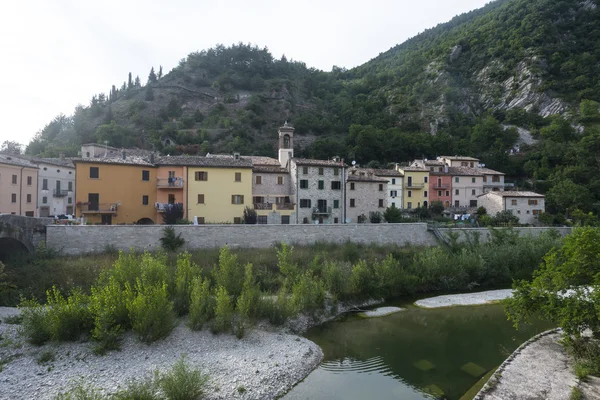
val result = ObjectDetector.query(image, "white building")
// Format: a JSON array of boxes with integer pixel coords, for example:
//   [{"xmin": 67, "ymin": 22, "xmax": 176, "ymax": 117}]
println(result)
[
  {"xmin": 448, "ymin": 167, "xmax": 484, "ymax": 208},
  {"xmin": 35, "ymin": 157, "xmax": 76, "ymax": 217},
  {"xmin": 374, "ymin": 169, "xmax": 404, "ymax": 209},
  {"xmin": 477, "ymin": 191, "xmax": 545, "ymax": 225}
]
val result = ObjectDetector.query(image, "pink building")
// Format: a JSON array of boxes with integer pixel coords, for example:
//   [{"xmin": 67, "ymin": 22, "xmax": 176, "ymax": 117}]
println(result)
[{"xmin": 429, "ymin": 172, "xmax": 453, "ymax": 208}]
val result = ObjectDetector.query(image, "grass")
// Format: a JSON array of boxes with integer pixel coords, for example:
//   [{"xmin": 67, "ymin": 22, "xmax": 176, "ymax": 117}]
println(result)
[
  {"xmin": 569, "ymin": 386, "xmax": 583, "ymax": 400},
  {"xmin": 36, "ymin": 349, "xmax": 56, "ymax": 364},
  {"xmin": 567, "ymin": 336, "xmax": 600, "ymax": 380}
]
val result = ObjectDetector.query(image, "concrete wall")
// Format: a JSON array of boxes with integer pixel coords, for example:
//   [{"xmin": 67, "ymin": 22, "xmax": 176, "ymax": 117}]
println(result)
[
  {"xmin": 436, "ymin": 227, "xmax": 571, "ymax": 243},
  {"xmin": 46, "ymin": 223, "xmax": 438, "ymax": 255}
]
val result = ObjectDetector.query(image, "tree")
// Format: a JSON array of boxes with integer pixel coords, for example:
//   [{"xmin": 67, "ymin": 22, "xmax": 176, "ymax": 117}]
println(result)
[
  {"xmin": 148, "ymin": 67, "xmax": 157, "ymax": 84},
  {"xmin": 134, "ymin": 75, "xmax": 141, "ymax": 87},
  {"xmin": 369, "ymin": 211, "xmax": 383, "ymax": 223},
  {"xmin": 0, "ymin": 140, "xmax": 23, "ymax": 154},
  {"xmin": 127, "ymin": 72, "xmax": 133, "ymax": 90},
  {"xmin": 145, "ymin": 85, "xmax": 155, "ymax": 101},
  {"xmin": 158, "ymin": 65, "xmax": 163, "ymax": 79},
  {"xmin": 162, "ymin": 203, "xmax": 184, "ymax": 225},
  {"xmin": 546, "ymin": 178, "xmax": 593, "ymax": 216},
  {"xmin": 243, "ymin": 207, "xmax": 257, "ymax": 224},
  {"xmin": 429, "ymin": 200, "xmax": 445, "ymax": 215},
  {"xmin": 383, "ymin": 206, "xmax": 403, "ymax": 223},
  {"xmin": 505, "ymin": 227, "xmax": 600, "ymax": 336}
]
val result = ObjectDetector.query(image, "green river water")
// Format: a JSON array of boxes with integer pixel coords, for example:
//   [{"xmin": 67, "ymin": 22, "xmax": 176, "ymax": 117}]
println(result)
[{"xmin": 284, "ymin": 300, "xmax": 553, "ymax": 400}]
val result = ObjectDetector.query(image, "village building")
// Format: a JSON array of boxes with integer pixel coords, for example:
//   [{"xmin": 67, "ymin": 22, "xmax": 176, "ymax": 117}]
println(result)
[
  {"xmin": 398, "ymin": 163, "xmax": 429, "ymax": 209},
  {"xmin": 477, "ymin": 191, "xmax": 545, "ymax": 224},
  {"xmin": 0, "ymin": 154, "xmax": 38, "ymax": 217},
  {"xmin": 346, "ymin": 168, "xmax": 388, "ymax": 223},
  {"xmin": 374, "ymin": 169, "xmax": 404, "ymax": 209},
  {"xmin": 447, "ymin": 167, "xmax": 484, "ymax": 208}
]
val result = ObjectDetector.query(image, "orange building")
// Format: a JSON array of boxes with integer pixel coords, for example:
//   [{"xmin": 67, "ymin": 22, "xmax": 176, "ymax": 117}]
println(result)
[
  {"xmin": 155, "ymin": 157, "xmax": 188, "ymax": 223},
  {"xmin": 74, "ymin": 156, "xmax": 157, "ymax": 225}
]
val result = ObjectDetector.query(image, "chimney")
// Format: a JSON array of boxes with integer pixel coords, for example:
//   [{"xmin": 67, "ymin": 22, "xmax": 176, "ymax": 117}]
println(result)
[
  {"xmin": 59, "ymin": 153, "xmax": 65, "ymax": 160},
  {"xmin": 233, "ymin": 152, "xmax": 240, "ymax": 161},
  {"xmin": 122, "ymin": 150, "xmax": 126, "ymax": 160},
  {"xmin": 150, "ymin": 153, "xmax": 155, "ymax": 164}
]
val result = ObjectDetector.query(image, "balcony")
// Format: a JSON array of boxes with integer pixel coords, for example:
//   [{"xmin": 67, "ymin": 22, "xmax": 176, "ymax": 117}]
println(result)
[
  {"xmin": 433, "ymin": 183, "xmax": 449, "ymax": 189},
  {"xmin": 276, "ymin": 203, "xmax": 295, "ymax": 210},
  {"xmin": 79, "ymin": 203, "xmax": 118, "ymax": 214},
  {"xmin": 483, "ymin": 182, "xmax": 513, "ymax": 188},
  {"xmin": 53, "ymin": 189, "xmax": 70, "ymax": 197},
  {"xmin": 254, "ymin": 203, "xmax": 273, "ymax": 210},
  {"xmin": 155, "ymin": 202, "xmax": 184, "ymax": 212},
  {"xmin": 157, "ymin": 177, "xmax": 184, "ymax": 189},
  {"xmin": 406, "ymin": 183, "xmax": 425, "ymax": 189},
  {"xmin": 312, "ymin": 206, "xmax": 332, "ymax": 215}
]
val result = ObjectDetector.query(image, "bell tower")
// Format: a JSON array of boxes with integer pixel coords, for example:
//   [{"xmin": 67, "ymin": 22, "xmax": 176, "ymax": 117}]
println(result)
[{"xmin": 278, "ymin": 121, "xmax": 294, "ymax": 167}]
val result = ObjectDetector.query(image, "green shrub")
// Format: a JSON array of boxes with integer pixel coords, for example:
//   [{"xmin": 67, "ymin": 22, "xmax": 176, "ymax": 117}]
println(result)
[
  {"xmin": 290, "ymin": 272, "xmax": 326, "ymax": 314},
  {"xmin": 18, "ymin": 298, "xmax": 51, "ymax": 345},
  {"xmin": 127, "ymin": 280, "xmax": 175, "ymax": 343},
  {"xmin": 155, "ymin": 355, "xmax": 208, "ymax": 400},
  {"xmin": 106, "ymin": 251, "xmax": 143, "ymax": 290},
  {"xmin": 173, "ymin": 252, "xmax": 201, "ymax": 316},
  {"xmin": 188, "ymin": 277, "xmax": 214, "ymax": 331},
  {"xmin": 236, "ymin": 264, "xmax": 260, "ymax": 319},
  {"xmin": 53, "ymin": 380, "xmax": 105, "ymax": 400},
  {"xmin": 46, "ymin": 287, "xmax": 93, "ymax": 342},
  {"xmin": 212, "ymin": 286, "xmax": 233, "ymax": 334},
  {"xmin": 349, "ymin": 260, "xmax": 377, "ymax": 298},
  {"xmin": 256, "ymin": 290, "xmax": 290, "ymax": 326},
  {"xmin": 139, "ymin": 252, "xmax": 170, "ymax": 288},
  {"xmin": 112, "ymin": 378, "xmax": 159, "ymax": 400},
  {"xmin": 160, "ymin": 226, "xmax": 185, "ymax": 252},
  {"xmin": 36, "ymin": 349, "xmax": 56, "ymax": 364},
  {"xmin": 322, "ymin": 260, "xmax": 350, "ymax": 299},
  {"xmin": 277, "ymin": 243, "xmax": 299, "ymax": 284},
  {"xmin": 212, "ymin": 247, "xmax": 244, "ymax": 299},
  {"xmin": 90, "ymin": 276, "xmax": 131, "ymax": 353}
]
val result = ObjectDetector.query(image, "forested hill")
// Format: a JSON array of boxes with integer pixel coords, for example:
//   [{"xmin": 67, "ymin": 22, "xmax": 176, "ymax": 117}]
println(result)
[{"xmin": 23, "ymin": 0, "xmax": 600, "ymax": 222}]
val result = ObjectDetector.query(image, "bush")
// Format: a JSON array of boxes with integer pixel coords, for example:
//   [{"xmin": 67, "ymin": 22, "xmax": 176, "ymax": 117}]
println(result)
[
  {"xmin": 277, "ymin": 243, "xmax": 299, "ymax": 284},
  {"xmin": 242, "ymin": 206, "xmax": 257, "ymax": 224},
  {"xmin": 188, "ymin": 277, "xmax": 214, "ymax": 331},
  {"xmin": 369, "ymin": 211, "xmax": 383, "ymax": 223},
  {"xmin": 160, "ymin": 227, "xmax": 185, "ymax": 252},
  {"xmin": 212, "ymin": 286, "xmax": 233, "ymax": 334},
  {"xmin": 127, "ymin": 280, "xmax": 175, "ymax": 343},
  {"xmin": 140, "ymin": 252, "xmax": 170, "ymax": 288},
  {"xmin": 173, "ymin": 253, "xmax": 201, "ymax": 316},
  {"xmin": 90, "ymin": 276, "xmax": 130, "ymax": 353},
  {"xmin": 256, "ymin": 289, "xmax": 291, "ymax": 326},
  {"xmin": 161, "ymin": 204, "xmax": 184, "ymax": 225},
  {"xmin": 349, "ymin": 260, "xmax": 377, "ymax": 298},
  {"xmin": 322, "ymin": 260, "xmax": 350, "ymax": 299},
  {"xmin": 236, "ymin": 264, "xmax": 260, "ymax": 319},
  {"xmin": 113, "ymin": 378, "xmax": 159, "ymax": 400},
  {"xmin": 290, "ymin": 272, "xmax": 326, "ymax": 315},
  {"xmin": 383, "ymin": 206, "xmax": 403, "ymax": 223},
  {"xmin": 155, "ymin": 355, "xmax": 208, "ymax": 400},
  {"xmin": 18, "ymin": 298, "xmax": 51, "ymax": 345},
  {"xmin": 45, "ymin": 287, "xmax": 93, "ymax": 342},
  {"xmin": 212, "ymin": 246, "xmax": 244, "ymax": 299}
]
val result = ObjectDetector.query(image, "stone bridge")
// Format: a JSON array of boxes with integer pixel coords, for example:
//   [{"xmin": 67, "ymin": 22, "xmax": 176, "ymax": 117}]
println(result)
[{"xmin": 0, "ymin": 214, "xmax": 52, "ymax": 260}]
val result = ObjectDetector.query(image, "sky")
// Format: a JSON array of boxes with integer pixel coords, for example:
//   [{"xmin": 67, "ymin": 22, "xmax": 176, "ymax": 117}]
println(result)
[{"xmin": 0, "ymin": 0, "xmax": 491, "ymax": 149}]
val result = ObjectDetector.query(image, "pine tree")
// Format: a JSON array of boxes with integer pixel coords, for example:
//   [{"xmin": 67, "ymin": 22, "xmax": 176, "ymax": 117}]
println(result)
[
  {"xmin": 134, "ymin": 75, "xmax": 141, "ymax": 87},
  {"xmin": 148, "ymin": 67, "xmax": 157, "ymax": 84},
  {"xmin": 111, "ymin": 85, "xmax": 118, "ymax": 102},
  {"xmin": 127, "ymin": 72, "xmax": 133, "ymax": 89},
  {"xmin": 145, "ymin": 85, "xmax": 154, "ymax": 101},
  {"xmin": 158, "ymin": 65, "xmax": 163, "ymax": 79},
  {"xmin": 104, "ymin": 105, "xmax": 113, "ymax": 124},
  {"xmin": 120, "ymin": 81, "xmax": 126, "ymax": 92}
]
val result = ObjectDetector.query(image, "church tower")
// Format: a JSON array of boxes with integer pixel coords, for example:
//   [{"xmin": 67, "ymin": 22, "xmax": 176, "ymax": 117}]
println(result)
[{"xmin": 278, "ymin": 121, "xmax": 294, "ymax": 167}]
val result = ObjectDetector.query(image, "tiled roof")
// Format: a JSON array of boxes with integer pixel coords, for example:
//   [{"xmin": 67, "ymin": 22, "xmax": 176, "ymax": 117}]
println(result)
[
  {"xmin": 72, "ymin": 157, "xmax": 155, "ymax": 167},
  {"xmin": 447, "ymin": 166, "xmax": 484, "ymax": 176},
  {"xmin": 157, "ymin": 155, "xmax": 252, "ymax": 168},
  {"xmin": 247, "ymin": 156, "xmax": 281, "ymax": 166},
  {"xmin": 292, "ymin": 158, "xmax": 347, "ymax": 167},
  {"xmin": 253, "ymin": 165, "xmax": 288, "ymax": 174},
  {"xmin": 482, "ymin": 191, "xmax": 544, "ymax": 198},
  {"xmin": 374, "ymin": 169, "xmax": 404, "ymax": 177},
  {"xmin": 478, "ymin": 167, "xmax": 505, "ymax": 175},
  {"xmin": 399, "ymin": 166, "xmax": 428, "ymax": 172},
  {"xmin": 347, "ymin": 174, "xmax": 388, "ymax": 183},
  {"xmin": 424, "ymin": 160, "xmax": 445, "ymax": 166},
  {"xmin": 439, "ymin": 155, "xmax": 480, "ymax": 161},
  {"xmin": 1, "ymin": 154, "xmax": 75, "ymax": 168},
  {"xmin": 0, "ymin": 154, "xmax": 38, "ymax": 168}
]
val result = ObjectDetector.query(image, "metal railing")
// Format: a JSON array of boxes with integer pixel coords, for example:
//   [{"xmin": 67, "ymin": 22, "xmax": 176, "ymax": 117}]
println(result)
[
  {"xmin": 157, "ymin": 178, "xmax": 184, "ymax": 188},
  {"xmin": 433, "ymin": 183, "xmax": 450, "ymax": 189},
  {"xmin": 79, "ymin": 203, "xmax": 118, "ymax": 213},
  {"xmin": 253, "ymin": 203, "xmax": 273, "ymax": 210},
  {"xmin": 276, "ymin": 203, "xmax": 295, "ymax": 210},
  {"xmin": 155, "ymin": 202, "xmax": 183, "ymax": 212},
  {"xmin": 406, "ymin": 183, "xmax": 425, "ymax": 189},
  {"xmin": 53, "ymin": 189, "xmax": 70, "ymax": 197},
  {"xmin": 312, "ymin": 206, "xmax": 332, "ymax": 215}
]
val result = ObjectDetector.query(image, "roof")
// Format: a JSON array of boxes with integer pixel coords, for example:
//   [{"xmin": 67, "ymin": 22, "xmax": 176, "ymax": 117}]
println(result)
[
  {"xmin": 253, "ymin": 165, "xmax": 288, "ymax": 174},
  {"xmin": 439, "ymin": 155, "xmax": 480, "ymax": 161},
  {"xmin": 374, "ymin": 169, "xmax": 404, "ymax": 177},
  {"xmin": 478, "ymin": 167, "xmax": 505, "ymax": 176},
  {"xmin": 447, "ymin": 166, "xmax": 484, "ymax": 176},
  {"xmin": 157, "ymin": 155, "xmax": 252, "ymax": 168},
  {"xmin": 399, "ymin": 166, "xmax": 428, "ymax": 172},
  {"xmin": 292, "ymin": 158, "xmax": 346, "ymax": 167},
  {"xmin": 480, "ymin": 191, "xmax": 545, "ymax": 198},
  {"xmin": 72, "ymin": 157, "xmax": 155, "ymax": 167},
  {"xmin": 424, "ymin": 160, "xmax": 445, "ymax": 166},
  {"xmin": 247, "ymin": 156, "xmax": 281, "ymax": 166},
  {"xmin": 0, "ymin": 154, "xmax": 38, "ymax": 168}
]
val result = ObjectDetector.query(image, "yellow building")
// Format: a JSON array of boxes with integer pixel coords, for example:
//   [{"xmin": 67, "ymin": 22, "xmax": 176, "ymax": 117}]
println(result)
[
  {"xmin": 0, "ymin": 154, "xmax": 38, "ymax": 216},
  {"xmin": 399, "ymin": 165, "xmax": 430, "ymax": 209},
  {"xmin": 74, "ymin": 157, "xmax": 157, "ymax": 225},
  {"xmin": 187, "ymin": 155, "xmax": 253, "ymax": 224}
]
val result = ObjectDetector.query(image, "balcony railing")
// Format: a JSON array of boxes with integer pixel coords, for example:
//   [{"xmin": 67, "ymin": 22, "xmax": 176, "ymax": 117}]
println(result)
[
  {"xmin": 312, "ymin": 206, "xmax": 332, "ymax": 215},
  {"xmin": 276, "ymin": 203, "xmax": 295, "ymax": 210},
  {"xmin": 483, "ymin": 182, "xmax": 513, "ymax": 188},
  {"xmin": 53, "ymin": 189, "xmax": 70, "ymax": 197},
  {"xmin": 157, "ymin": 178, "xmax": 184, "ymax": 189},
  {"xmin": 79, "ymin": 203, "xmax": 118, "ymax": 214},
  {"xmin": 406, "ymin": 183, "xmax": 425, "ymax": 189},
  {"xmin": 155, "ymin": 202, "xmax": 184, "ymax": 212},
  {"xmin": 433, "ymin": 183, "xmax": 449, "ymax": 189},
  {"xmin": 254, "ymin": 203, "xmax": 273, "ymax": 210}
]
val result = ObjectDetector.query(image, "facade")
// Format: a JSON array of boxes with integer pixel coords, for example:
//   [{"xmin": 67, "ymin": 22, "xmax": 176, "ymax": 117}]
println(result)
[
  {"xmin": 252, "ymin": 164, "xmax": 295, "ymax": 224},
  {"xmin": 35, "ymin": 158, "xmax": 76, "ymax": 217},
  {"xmin": 346, "ymin": 168, "xmax": 388, "ymax": 223},
  {"xmin": 438, "ymin": 156, "xmax": 480, "ymax": 168},
  {"xmin": 398, "ymin": 165, "xmax": 429, "ymax": 209},
  {"xmin": 374, "ymin": 169, "xmax": 404, "ymax": 209},
  {"xmin": 448, "ymin": 167, "xmax": 484, "ymax": 208},
  {"xmin": 74, "ymin": 156, "xmax": 157, "ymax": 225},
  {"xmin": 290, "ymin": 158, "xmax": 346, "ymax": 224},
  {"xmin": 480, "ymin": 168, "xmax": 507, "ymax": 192},
  {"xmin": 186, "ymin": 155, "xmax": 253, "ymax": 224},
  {"xmin": 477, "ymin": 191, "xmax": 545, "ymax": 224},
  {"xmin": 154, "ymin": 158, "xmax": 188, "ymax": 223},
  {"xmin": 0, "ymin": 154, "xmax": 38, "ymax": 216},
  {"xmin": 429, "ymin": 172, "xmax": 453, "ymax": 208}
]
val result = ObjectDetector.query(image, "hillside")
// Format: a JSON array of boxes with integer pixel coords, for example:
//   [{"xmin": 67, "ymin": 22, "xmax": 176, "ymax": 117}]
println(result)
[{"xmin": 23, "ymin": 0, "xmax": 600, "ymax": 223}]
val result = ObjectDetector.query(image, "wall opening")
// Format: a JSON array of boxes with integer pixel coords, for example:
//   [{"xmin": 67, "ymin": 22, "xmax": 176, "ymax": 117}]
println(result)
[
  {"xmin": 136, "ymin": 218, "xmax": 154, "ymax": 225},
  {"xmin": 0, "ymin": 238, "xmax": 30, "ymax": 262}
]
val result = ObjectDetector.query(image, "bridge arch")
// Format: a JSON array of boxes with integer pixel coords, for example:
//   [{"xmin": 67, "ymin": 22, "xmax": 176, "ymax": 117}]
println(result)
[
  {"xmin": 0, "ymin": 214, "xmax": 52, "ymax": 259},
  {"xmin": 0, "ymin": 237, "xmax": 30, "ymax": 261}
]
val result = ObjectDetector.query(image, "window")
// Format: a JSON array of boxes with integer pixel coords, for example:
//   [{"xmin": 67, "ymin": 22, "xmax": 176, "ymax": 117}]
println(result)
[
  {"xmin": 318, "ymin": 180, "xmax": 324, "ymax": 190},
  {"xmin": 408, "ymin": 190, "xmax": 412, "ymax": 198},
  {"xmin": 391, "ymin": 190, "xmax": 397, "ymax": 197},
  {"xmin": 438, "ymin": 191, "xmax": 442, "ymax": 196},
  {"xmin": 277, "ymin": 176, "xmax": 284, "ymax": 185},
  {"xmin": 379, "ymin": 184, "xmax": 383, "ymax": 191},
  {"xmin": 11, "ymin": 194, "xmax": 17, "ymax": 203},
  {"xmin": 533, "ymin": 209, "xmax": 541, "ymax": 215},
  {"xmin": 26, "ymin": 194, "xmax": 31, "ymax": 203},
  {"xmin": 142, "ymin": 170, "xmax": 150, "ymax": 181},
  {"xmin": 350, "ymin": 182, "xmax": 355, "ymax": 190},
  {"xmin": 302, "ymin": 166, "xmax": 308, "ymax": 174},
  {"xmin": 334, "ymin": 218, "xmax": 339, "ymax": 223},
  {"xmin": 455, "ymin": 189, "xmax": 459, "ymax": 195},
  {"xmin": 470, "ymin": 200, "xmax": 478, "ymax": 207},
  {"xmin": 231, "ymin": 195, "xmax": 244, "ymax": 204},
  {"xmin": 483, "ymin": 176, "xmax": 487, "ymax": 183},
  {"xmin": 27, "ymin": 176, "xmax": 32, "ymax": 185},
  {"xmin": 455, "ymin": 177, "xmax": 459, "ymax": 183},
  {"xmin": 424, "ymin": 177, "xmax": 428, "ymax": 183},
  {"xmin": 68, "ymin": 181, "xmax": 72, "ymax": 191},
  {"xmin": 333, "ymin": 168, "xmax": 339, "ymax": 176},
  {"xmin": 25, "ymin": 211, "xmax": 34, "ymax": 217},
  {"xmin": 234, "ymin": 217, "xmax": 242, "ymax": 224},
  {"xmin": 168, "ymin": 194, "xmax": 175, "ymax": 204},
  {"xmin": 195, "ymin": 171, "xmax": 208, "ymax": 181},
  {"xmin": 333, "ymin": 199, "xmax": 339, "ymax": 209},
  {"xmin": 257, "ymin": 216, "xmax": 268, "ymax": 224},
  {"xmin": 407, "ymin": 202, "xmax": 412, "ymax": 209},
  {"xmin": 446, "ymin": 191, "xmax": 450, "ymax": 196},
  {"xmin": 350, "ymin": 199, "xmax": 356, "ymax": 207},
  {"xmin": 424, "ymin": 191, "xmax": 428, "ymax": 197},
  {"xmin": 300, "ymin": 199, "xmax": 311, "ymax": 208},
  {"xmin": 197, "ymin": 194, "xmax": 205, "ymax": 204},
  {"xmin": 235, "ymin": 172, "xmax": 242, "ymax": 182},
  {"xmin": 392, "ymin": 178, "xmax": 396, "ymax": 185},
  {"xmin": 378, "ymin": 199, "xmax": 384, "ymax": 208},
  {"xmin": 492, "ymin": 176, "xmax": 500, "ymax": 182},
  {"xmin": 318, "ymin": 167, "xmax": 324, "ymax": 175},
  {"xmin": 68, "ymin": 197, "xmax": 72, "ymax": 204},
  {"xmin": 511, "ymin": 199, "xmax": 517, "ymax": 205},
  {"xmin": 86, "ymin": 152, "xmax": 90, "ymax": 157},
  {"xmin": 90, "ymin": 167, "xmax": 99, "ymax": 179},
  {"xmin": 12, "ymin": 175, "xmax": 17, "ymax": 184},
  {"xmin": 331, "ymin": 181, "xmax": 341, "ymax": 190},
  {"xmin": 281, "ymin": 215, "xmax": 290, "ymax": 224},
  {"xmin": 526, "ymin": 210, "xmax": 530, "ymax": 214},
  {"xmin": 528, "ymin": 199, "xmax": 539, "ymax": 206},
  {"xmin": 42, "ymin": 179, "xmax": 48, "ymax": 190},
  {"xmin": 300, "ymin": 180, "xmax": 308, "ymax": 189},
  {"xmin": 255, "ymin": 175, "xmax": 262, "ymax": 184},
  {"xmin": 472, "ymin": 177, "xmax": 476, "ymax": 183},
  {"xmin": 42, "ymin": 196, "xmax": 47, "ymax": 204},
  {"xmin": 197, "ymin": 217, "xmax": 205, "ymax": 224},
  {"xmin": 471, "ymin": 189, "xmax": 476, "ymax": 195},
  {"xmin": 461, "ymin": 162, "xmax": 468, "ymax": 166},
  {"xmin": 391, "ymin": 202, "xmax": 396, "ymax": 208},
  {"xmin": 142, "ymin": 195, "xmax": 149, "ymax": 205}
]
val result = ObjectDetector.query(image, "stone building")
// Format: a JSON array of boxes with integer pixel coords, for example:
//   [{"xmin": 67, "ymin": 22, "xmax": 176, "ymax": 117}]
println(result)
[
  {"xmin": 346, "ymin": 168, "xmax": 388, "ymax": 223},
  {"xmin": 374, "ymin": 169, "xmax": 404, "ymax": 209},
  {"xmin": 252, "ymin": 156, "xmax": 295, "ymax": 224},
  {"xmin": 477, "ymin": 191, "xmax": 545, "ymax": 224}
]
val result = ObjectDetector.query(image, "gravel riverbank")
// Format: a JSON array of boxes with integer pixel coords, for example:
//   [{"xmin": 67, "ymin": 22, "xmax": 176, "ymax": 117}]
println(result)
[
  {"xmin": 414, "ymin": 289, "xmax": 513, "ymax": 308},
  {"xmin": 0, "ymin": 307, "xmax": 323, "ymax": 400}
]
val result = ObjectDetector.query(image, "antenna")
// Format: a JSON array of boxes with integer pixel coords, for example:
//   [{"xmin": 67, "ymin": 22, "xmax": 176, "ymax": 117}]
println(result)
[{"xmin": 351, "ymin": 160, "xmax": 356, "ymax": 166}]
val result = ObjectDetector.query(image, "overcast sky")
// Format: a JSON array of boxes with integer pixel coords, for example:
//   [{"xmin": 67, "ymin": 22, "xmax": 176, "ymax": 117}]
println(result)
[{"xmin": 1, "ymin": 0, "xmax": 491, "ymax": 149}]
